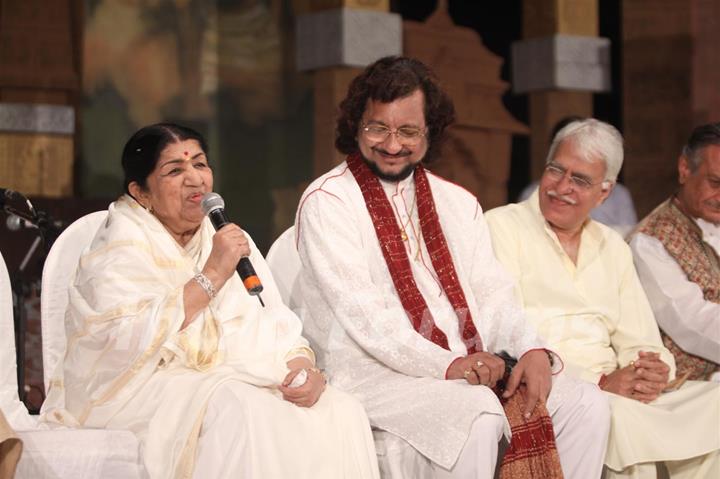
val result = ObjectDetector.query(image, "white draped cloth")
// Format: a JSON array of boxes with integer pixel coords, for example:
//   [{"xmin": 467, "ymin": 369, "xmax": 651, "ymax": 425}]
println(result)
[
  {"xmin": 485, "ymin": 194, "xmax": 720, "ymax": 473},
  {"xmin": 630, "ymin": 218, "xmax": 720, "ymax": 372},
  {"xmin": 295, "ymin": 164, "xmax": 586, "ymax": 470},
  {"xmin": 41, "ymin": 195, "xmax": 379, "ymax": 479}
]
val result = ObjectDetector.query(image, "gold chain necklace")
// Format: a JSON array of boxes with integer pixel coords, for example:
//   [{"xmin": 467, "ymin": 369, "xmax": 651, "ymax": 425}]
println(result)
[{"xmin": 399, "ymin": 192, "xmax": 417, "ymax": 242}]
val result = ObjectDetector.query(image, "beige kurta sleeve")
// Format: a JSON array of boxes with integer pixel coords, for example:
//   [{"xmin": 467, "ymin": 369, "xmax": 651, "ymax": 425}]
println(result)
[{"xmin": 611, "ymin": 244, "xmax": 677, "ymax": 380}]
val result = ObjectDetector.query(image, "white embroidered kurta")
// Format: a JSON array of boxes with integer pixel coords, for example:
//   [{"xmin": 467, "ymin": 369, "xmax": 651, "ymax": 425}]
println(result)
[
  {"xmin": 295, "ymin": 163, "xmax": 568, "ymax": 469},
  {"xmin": 630, "ymin": 219, "xmax": 720, "ymax": 367},
  {"xmin": 41, "ymin": 196, "xmax": 379, "ymax": 479},
  {"xmin": 485, "ymin": 193, "xmax": 720, "ymax": 471}
]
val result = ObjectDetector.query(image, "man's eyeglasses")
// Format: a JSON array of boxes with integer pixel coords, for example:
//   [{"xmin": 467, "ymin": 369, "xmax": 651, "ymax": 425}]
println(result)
[
  {"xmin": 361, "ymin": 123, "xmax": 426, "ymax": 146},
  {"xmin": 544, "ymin": 163, "xmax": 607, "ymax": 190}
]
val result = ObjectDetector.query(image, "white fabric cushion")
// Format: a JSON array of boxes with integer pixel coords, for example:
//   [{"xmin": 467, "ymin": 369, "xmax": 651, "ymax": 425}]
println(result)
[
  {"xmin": 41, "ymin": 211, "xmax": 108, "ymax": 392},
  {"xmin": 0, "ymin": 250, "xmax": 37, "ymax": 430},
  {"xmin": 16, "ymin": 428, "xmax": 145, "ymax": 478}
]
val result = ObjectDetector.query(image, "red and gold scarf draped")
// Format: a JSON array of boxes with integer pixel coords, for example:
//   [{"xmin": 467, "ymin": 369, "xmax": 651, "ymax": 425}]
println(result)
[{"xmin": 347, "ymin": 153, "xmax": 563, "ymax": 479}]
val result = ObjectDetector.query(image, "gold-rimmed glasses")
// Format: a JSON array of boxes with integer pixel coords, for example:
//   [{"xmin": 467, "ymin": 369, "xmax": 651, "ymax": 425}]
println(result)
[{"xmin": 360, "ymin": 123, "xmax": 426, "ymax": 146}]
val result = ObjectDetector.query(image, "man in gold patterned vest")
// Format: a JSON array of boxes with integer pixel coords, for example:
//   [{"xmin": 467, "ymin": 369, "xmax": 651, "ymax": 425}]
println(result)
[{"xmin": 630, "ymin": 122, "xmax": 720, "ymax": 382}]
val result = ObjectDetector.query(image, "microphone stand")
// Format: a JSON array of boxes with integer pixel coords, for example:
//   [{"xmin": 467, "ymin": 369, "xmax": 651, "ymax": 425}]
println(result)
[{"xmin": 3, "ymin": 196, "xmax": 63, "ymax": 411}]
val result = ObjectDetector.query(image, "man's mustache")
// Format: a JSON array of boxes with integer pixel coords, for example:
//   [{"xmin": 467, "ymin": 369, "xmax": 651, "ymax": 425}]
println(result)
[
  {"xmin": 547, "ymin": 189, "xmax": 577, "ymax": 205},
  {"xmin": 371, "ymin": 146, "xmax": 412, "ymax": 157}
]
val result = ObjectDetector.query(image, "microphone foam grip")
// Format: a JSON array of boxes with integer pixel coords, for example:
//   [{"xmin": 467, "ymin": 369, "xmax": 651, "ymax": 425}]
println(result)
[{"xmin": 238, "ymin": 258, "xmax": 263, "ymax": 295}]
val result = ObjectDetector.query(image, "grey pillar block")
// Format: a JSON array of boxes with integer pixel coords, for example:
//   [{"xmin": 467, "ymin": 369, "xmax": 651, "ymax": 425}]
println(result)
[
  {"xmin": 296, "ymin": 8, "xmax": 402, "ymax": 71},
  {"xmin": 0, "ymin": 103, "xmax": 75, "ymax": 134},
  {"xmin": 511, "ymin": 34, "xmax": 611, "ymax": 93}
]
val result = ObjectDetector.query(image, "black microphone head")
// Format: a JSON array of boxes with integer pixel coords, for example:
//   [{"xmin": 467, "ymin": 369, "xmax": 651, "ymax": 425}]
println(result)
[{"xmin": 201, "ymin": 192, "xmax": 225, "ymax": 216}]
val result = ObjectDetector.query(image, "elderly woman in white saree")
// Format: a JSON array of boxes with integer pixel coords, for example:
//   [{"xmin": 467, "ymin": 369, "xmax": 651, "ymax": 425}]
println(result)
[{"xmin": 41, "ymin": 123, "xmax": 380, "ymax": 479}]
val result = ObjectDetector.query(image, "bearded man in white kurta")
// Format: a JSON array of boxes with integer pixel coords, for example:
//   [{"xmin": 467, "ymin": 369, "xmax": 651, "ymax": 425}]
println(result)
[
  {"xmin": 486, "ymin": 118, "xmax": 720, "ymax": 479},
  {"xmin": 296, "ymin": 56, "xmax": 610, "ymax": 479}
]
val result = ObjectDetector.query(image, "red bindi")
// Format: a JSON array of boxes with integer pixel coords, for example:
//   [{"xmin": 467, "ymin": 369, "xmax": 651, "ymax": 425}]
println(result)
[{"xmin": 183, "ymin": 151, "xmax": 189, "ymax": 156}]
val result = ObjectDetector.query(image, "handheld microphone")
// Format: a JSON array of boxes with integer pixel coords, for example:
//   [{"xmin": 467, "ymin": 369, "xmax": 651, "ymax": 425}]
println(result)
[{"xmin": 201, "ymin": 193, "xmax": 265, "ymax": 302}]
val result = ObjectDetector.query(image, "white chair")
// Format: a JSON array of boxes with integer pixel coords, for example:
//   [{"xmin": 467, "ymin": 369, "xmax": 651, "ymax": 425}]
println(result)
[
  {"xmin": 40, "ymin": 211, "xmax": 108, "ymax": 392},
  {"xmin": 265, "ymin": 226, "xmax": 303, "ymax": 314},
  {"xmin": 266, "ymin": 227, "xmax": 432, "ymax": 478},
  {"xmin": 8, "ymin": 211, "xmax": 146, "ymax": 478}
]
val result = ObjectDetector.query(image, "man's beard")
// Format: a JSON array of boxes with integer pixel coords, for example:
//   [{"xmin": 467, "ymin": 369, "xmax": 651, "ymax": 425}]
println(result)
[{"xmin": 361, "ymin": 148, "xmax": 423, "ymax": 182}]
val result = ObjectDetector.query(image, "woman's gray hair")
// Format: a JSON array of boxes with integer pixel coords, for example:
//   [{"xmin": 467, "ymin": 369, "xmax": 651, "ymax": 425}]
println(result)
[{"xmin": 545, "ymin": 118, "xmax": 624, "ymax": 186}]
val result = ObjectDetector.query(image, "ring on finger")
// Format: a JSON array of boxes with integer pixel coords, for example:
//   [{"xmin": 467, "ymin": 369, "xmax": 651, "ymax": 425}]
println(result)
[
  {"xmin": 463, "ymin": 369, "xmax": 472, "ymax": 378},
  {"xmin": 475, "ymin": 360, "xmax": 484, "ymax": 368}
]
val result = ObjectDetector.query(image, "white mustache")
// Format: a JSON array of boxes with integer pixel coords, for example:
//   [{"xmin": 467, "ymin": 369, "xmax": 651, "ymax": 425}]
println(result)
[{"xmin": 547, "ymin": 189, "xmax": 577, "ymax": 205}]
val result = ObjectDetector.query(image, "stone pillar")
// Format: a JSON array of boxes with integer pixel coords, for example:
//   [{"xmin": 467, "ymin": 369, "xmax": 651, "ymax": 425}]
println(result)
[
  {"xmin": 403, "ymin": 1, "xmax": 527, "ymax": 208},
  {"xmin": 0, "ymin": 0, "xmax": 80, "ymax": 197},
  {"xmin": 0, "ymin": 104, "xmax": 75, "ymax": 196},
  {"xmin": 623, "ymin": 0, "xmax": 720, "ymax": 217},
  {"xmin": 295, "ymin": 0, "xmax": 401, "ymax": 177},
  {"xmin": 513, "ymin": 0, "xmax": 609, "ymax": 181}
]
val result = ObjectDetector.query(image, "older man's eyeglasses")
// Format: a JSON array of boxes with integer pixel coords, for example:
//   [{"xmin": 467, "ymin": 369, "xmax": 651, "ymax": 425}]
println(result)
[
  {"xmin": 544, "ymin": 163, "xmax": 606, "ymax": 190},
  {"xmin": 361, "ymin": 123, "xmax": 426, "ymax": 146}
]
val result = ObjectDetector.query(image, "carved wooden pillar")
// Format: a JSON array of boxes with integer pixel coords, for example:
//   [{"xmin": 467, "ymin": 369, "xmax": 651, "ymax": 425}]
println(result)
[
  {"xmin": 513, "ymin": 0, "xmax": 608, "ymax": 182},
  {"xmin": 404, "ymin": 1, "xmax": 527, "ymax": 208},
  {"xmin": 622, "ymin": 0, "xmax": 720, "ymax": 217},
  {"xmin": 295, "ymin": 0, "xmax": 400, "ymax": 178}
]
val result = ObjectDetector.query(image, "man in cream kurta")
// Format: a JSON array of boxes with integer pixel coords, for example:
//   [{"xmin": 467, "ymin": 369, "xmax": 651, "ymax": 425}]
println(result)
[{"xmin": 486, "ymin": 118, "xmax": 720, "ymax": 479}]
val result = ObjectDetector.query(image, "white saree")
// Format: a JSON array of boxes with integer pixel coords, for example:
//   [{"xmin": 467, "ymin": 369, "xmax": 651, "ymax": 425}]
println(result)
[{"xmin": 41, "ymin": 196, "xmax": 379, "ymax": 479}]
